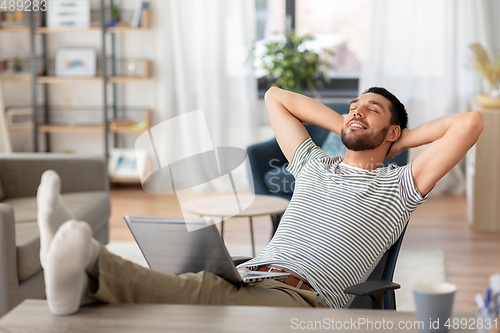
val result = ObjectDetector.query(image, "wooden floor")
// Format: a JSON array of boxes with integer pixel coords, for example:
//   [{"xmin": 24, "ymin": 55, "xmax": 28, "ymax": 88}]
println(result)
[{"xmin": 109, "ymin": 186, "xmax": 500, "ymax": 313}]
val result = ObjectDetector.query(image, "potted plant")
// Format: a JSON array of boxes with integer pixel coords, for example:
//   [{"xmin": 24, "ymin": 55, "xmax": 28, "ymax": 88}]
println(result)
[
  {"xmin": 13, "ymin": 57, "xmax": 22, "ymax": 72},
  {"xmin": 470, "ymin": 43, "xmax": 500, "ymax": 107},
  {"xmin": 252, "ymin": 30, "xmax": 333, "ymax": 99},
  {"xmin": 111, "ymin": 4, "xmax": 121, "ymax": 23}
]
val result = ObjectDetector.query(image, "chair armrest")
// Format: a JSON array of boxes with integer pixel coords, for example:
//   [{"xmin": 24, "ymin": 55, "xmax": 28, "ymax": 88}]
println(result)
[
  {"xmin": 0, "ymin": 204, "xmax": 19, "ymax": 316},
  {"xmin": 345, "ymin": 280, "xmax": 400, "ymax": 310},
  {"xmin": 232, "ymin": 256, "xmax": 253, "ymax": 266},
  {"xmin": 0, "ymin": 154, "xmax": 108, "ymax": 199},
  {"xmin": 345, "ymin": 279, "xmax": 400, "ymax": 296},
  {"xmin": 247, "ymin": 139, "xmax": 287, "ymax": 195}
]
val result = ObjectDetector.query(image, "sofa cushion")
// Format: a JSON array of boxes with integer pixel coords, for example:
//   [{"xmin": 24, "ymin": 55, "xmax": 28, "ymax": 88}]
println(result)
[{"xmin": 4, "ymin": 191, "xmax": 110, "ymax": 282}]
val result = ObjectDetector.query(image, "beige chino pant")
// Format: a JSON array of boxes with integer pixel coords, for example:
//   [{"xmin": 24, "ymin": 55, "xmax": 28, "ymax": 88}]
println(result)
[{"xmin": 88, "ymin": 246, "xmax": 328, "ymax": 308}]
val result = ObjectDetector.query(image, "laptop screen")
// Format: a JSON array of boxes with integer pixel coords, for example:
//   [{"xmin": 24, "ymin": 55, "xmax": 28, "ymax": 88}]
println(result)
[{"xmin": 124, "ymin": 216, "xmax": 242, "ymax": 283}]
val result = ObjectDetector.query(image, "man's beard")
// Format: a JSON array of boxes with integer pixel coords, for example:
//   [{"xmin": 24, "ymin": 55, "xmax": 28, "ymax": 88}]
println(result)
[{"xmin": 341, "ymin": 126, "xmax": 389, "ymax": 151}]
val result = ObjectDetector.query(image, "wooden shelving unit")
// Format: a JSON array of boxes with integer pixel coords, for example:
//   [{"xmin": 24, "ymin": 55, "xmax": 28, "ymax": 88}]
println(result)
[
  {"xmin": 38, "ymin": 125, "xmax": 103, "ymax": 133},
  {"xmin": 35, "ymin": 27, "xmax": 101, "ymax": 34},
  {"xmin": 25, "ymin": 2, "xmax": 152, "ymax": 187},
  {"xmin": 36, "ymin": 76, "xmax": 103, "ymax": 84},
  {"xmin": 8, "ymin": 110, "xmax": 151, "ymax": 133},
  {"xmin": 7, "ymin": 126, "xmax": 32, "ymax": 132},
  {"xmin": 1, "ymin": 3, "xmax": 152, "ymax": 184},
  {"xmin": 0, "ymin": 73, "xmax": 31, "ymax": 82},
  {"xmin": 32, "ymin": 8, "xmax": 149, "ymax": 34},
  {"xmin": 34, "ymin": 26, "xmax": 148, "ymax": 34},
  {"xmin": 0, "ymin": 26, "xmax": 29, "ymax": 33},
  {"xmin": 35, "ymin": 60, "xmax": 151, "ymax": 84}
]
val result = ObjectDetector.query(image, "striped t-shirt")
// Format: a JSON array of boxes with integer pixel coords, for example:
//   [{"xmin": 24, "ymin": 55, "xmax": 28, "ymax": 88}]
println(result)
[{"xmin": 239, "ymin": 137, "xmax": 429, "ymax": 308}]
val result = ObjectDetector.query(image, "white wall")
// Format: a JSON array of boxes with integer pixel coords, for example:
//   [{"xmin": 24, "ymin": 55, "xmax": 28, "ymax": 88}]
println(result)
[{"xmin": 490, "ymin": 0, "xmax": 500, "ymax": 50}]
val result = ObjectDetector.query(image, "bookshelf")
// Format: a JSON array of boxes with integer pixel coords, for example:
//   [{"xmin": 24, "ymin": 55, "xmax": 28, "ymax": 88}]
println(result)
[
  {"xmin": 0, "ymin": 1, "xmax": 152, "ymax": 184},
  {"xmin": 0, "ymin": 26, "xmax": 29, "ymax": 33},
  {"xmin": 0, "ymin": 73, "xmax": 31, "ymax": 82}
]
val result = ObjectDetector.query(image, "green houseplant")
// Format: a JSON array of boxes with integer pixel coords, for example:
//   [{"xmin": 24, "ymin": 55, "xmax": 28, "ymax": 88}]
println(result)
[
  {"xmin": 13, "ymin": 56, "xmax": 22, "ymax": 72},
  {"xmin": 252, "ymin": 30, "xmax": 333, "ymax": 98}
]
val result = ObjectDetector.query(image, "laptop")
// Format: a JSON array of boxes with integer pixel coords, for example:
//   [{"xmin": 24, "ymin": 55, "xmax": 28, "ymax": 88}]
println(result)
[{"xmin": 123, "ymin": 216, "xmax": 290, "ymax": 284}]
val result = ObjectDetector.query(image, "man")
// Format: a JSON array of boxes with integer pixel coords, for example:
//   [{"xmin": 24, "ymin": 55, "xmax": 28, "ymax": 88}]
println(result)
[{"xmin": 37, "ymin": 87, "xmax": 483, "ymax": 315}]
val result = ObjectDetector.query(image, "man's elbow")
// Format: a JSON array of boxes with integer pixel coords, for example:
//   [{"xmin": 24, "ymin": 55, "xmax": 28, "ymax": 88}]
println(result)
[{"xmin": 467, "ymin": 111, "xmax": 484, "ymax": 137}]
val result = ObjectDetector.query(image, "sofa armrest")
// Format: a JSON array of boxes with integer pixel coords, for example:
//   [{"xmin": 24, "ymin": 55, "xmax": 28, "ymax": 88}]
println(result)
[
  {"xmin": 0, "ymin": 203, "xmax": 19, "ymax": 316},
  {"xmin": 0, "ymin": 154, "xmax": 108, "ymax": 199}
]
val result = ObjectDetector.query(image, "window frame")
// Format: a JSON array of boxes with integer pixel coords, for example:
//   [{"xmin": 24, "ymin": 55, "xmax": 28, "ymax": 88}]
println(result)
[{"xmin": 257, "ymin": 0, "xmax": 360, "ymax": 98}]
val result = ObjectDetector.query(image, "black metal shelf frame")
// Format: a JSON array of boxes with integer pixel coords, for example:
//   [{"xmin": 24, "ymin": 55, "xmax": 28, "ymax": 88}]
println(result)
[{"xmin": 28, "ymin": 0, "xmax": 126, "ymax": 158}]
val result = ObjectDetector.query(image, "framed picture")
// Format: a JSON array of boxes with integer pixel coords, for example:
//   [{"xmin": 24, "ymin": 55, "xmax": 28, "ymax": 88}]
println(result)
[
  {"xmin": 47, "ymin": 0, "xmax": 90, "ymax": 28},
  {"xmin": 55, "ymin": 48, "xmax": 96, "ymax": 78},
  {"xmin": 109, "ymin": 148, "xmax": 148, "ymax": 179}
]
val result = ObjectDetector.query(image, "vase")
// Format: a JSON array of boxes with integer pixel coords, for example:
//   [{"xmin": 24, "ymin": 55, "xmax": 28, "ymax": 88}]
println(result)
[{"xmin": 476, "ymin": 93, "xmax": 500, "ymax": 108}]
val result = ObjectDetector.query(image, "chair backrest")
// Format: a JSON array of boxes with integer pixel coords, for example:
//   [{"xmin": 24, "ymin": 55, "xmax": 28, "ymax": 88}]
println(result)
[{"xmin": 348, "ymin": 224, "xmax": 408, "ymax": 309}]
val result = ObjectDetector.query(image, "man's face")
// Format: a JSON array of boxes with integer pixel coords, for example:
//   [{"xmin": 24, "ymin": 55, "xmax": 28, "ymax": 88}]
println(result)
[{"xmin": 341, "ymin": 93, "xmax": 393, "ymax": 151}]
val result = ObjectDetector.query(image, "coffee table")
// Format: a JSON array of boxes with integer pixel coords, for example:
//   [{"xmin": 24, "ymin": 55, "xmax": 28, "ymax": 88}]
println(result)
[
  {"xmin": 183, "ymin": 194, "xmax": 289, "ymax": 257},
  {"xmin": 0, "ymin": 300, "xmax": 478, "ymax": 332}
]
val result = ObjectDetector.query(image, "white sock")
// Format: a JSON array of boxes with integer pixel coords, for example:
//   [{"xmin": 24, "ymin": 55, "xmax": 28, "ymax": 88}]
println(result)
[
  {"xmin": 37, "ymin": 170, "xmax": 74, "ymax": 267},
  {"xmin": 44, "ymin": 220, "xmax": 100, "ymax": 316}
]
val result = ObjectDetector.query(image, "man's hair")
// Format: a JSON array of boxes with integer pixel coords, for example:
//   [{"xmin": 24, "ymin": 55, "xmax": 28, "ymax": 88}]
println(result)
[{"xmin": 362, "ymin": 87, "xmax": 408, "ymax": 130}]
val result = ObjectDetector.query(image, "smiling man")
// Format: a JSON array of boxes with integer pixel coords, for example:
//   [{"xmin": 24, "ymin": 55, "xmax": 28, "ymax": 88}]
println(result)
[
  {"xmin": 37, "ymin": 86, "xmax": 483, "ymax": 314},
  {"xmin": 237, "ymin": 86, "xmax": 483, "ymax": 307}
]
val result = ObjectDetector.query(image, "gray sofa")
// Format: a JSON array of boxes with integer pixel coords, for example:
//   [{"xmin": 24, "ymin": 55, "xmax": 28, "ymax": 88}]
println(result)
[{"xmin": 0, "ymin": 154, "xmax": 110, "ymax": 317}]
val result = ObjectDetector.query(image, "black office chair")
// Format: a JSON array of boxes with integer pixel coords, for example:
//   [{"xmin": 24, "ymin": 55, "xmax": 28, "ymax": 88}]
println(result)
[
  {"xmin": 233, "ymin": 224, "xmax": 407, "ymax": 310},
  {"xmin": 344, "ymin": 225, "xmax": 407, "ymax": 309},
  {"xmin": 247, "ymin": 102, "xmax": 351, "ymax": 202}
]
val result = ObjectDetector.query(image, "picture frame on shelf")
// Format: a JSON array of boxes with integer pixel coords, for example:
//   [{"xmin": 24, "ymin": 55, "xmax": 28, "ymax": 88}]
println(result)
[
  {"xmin": 55, "ymin": 48, "xmax": 96, "ymax": 78},
  {"xmin": 46, "ymin": 0, "xmax": 90, "ymax": 28},
  {"xmin": 108, "ymin": 148, "xmax": 147, "ymax": 179}
]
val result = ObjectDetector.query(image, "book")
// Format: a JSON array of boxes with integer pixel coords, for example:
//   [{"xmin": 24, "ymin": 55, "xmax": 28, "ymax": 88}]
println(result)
[
  {"xmin": 131, "ymin": 0, "xmax": 144, "ymax": 28},
  {"xmin": 138, "ymin": 1, "xmax": 149, "ymax": 27}
]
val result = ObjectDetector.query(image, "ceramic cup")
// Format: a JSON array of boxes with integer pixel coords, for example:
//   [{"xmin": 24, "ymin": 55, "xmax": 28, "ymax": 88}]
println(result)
[{"xmin": 414, "ymin": 282, "xmax": 457, "ymax": 333}]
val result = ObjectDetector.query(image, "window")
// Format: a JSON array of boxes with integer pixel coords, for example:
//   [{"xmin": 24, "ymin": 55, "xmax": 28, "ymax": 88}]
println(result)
[
  {"xmin": 295, "ymin": 0, "xmax": 367, "ymax": 78},
  {"xmin": 255, "ymin": 0, "xmax": 367, "ymax": 97}
]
